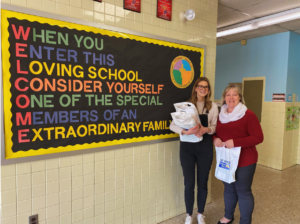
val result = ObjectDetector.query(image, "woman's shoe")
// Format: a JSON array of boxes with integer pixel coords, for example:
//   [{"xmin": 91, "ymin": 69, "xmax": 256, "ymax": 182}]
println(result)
[
  {"xmin": 217, "ymin": 217, "xmax": 234, "ymax": 224},
  {"xmin": 185, "ymin": 215, "xmax": 192, "ymax": 224},
  {"xmin": 197, "ymin": 214, "xmax": 206, "ymax": 224}
]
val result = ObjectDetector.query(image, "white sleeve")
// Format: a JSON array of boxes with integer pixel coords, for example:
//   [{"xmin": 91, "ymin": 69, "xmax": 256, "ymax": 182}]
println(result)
[
  {"xmin": 169, "ymin": 120, "xmax": 183, "ymax": 135},
  {"xmin": 208, "ymin": 103, "xmax": 219, "ymax": 135}
]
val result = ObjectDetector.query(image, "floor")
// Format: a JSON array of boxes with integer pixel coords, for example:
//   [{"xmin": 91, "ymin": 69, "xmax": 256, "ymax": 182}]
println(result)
[{"xmin": 159, "ymin": 163, "xmax": 300, "ymax": 224}]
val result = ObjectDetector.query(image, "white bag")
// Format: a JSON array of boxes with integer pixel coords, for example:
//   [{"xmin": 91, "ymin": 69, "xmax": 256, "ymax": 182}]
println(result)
[
  {"xmin": 171, "ymin": 102, "xmax": 202, "ymax": 142},
  {"xmin": 171, "ymin": 112, "xmax": 197, "ymax": 128},
  {"xmin": 174, "ymin": 102, "xmax": 201, "ymax": 124},
  {"xmin": 215, "ymin": 146, "xmax": 241, "ymax": 184}
]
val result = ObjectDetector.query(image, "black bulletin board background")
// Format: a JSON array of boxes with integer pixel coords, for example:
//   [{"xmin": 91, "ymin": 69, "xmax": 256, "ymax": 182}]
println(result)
[{"xmin": 7, "ymin": 18, "xmax": 202, "ymax": 153}]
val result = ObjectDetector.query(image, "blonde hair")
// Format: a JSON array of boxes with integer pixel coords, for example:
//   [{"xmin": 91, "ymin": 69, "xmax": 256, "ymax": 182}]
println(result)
[
  {"xmin": 189, "ymin": 77, "xmax": 212, "ymax": 111},
  {"xmin": 221, "ymin": 84, "xmax": 245, "ymax": 105}
]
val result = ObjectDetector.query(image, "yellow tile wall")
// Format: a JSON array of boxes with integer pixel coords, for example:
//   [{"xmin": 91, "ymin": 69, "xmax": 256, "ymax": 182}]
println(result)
[
  {"xmin": 257, "ymin": 102, "xmax": 285, "ymax": 170},
  {"xmin": 295, "ymin": 103, "xmax": 300, "ymax": 166},
  {"xmin": 258, "ymin": 101, "xmax": 300, "ymax": 170},
  {"xmin": 298, "ymin": 135, "xmax": 300, "ymax": 165},
  {"xmin": 292, "ymin": 102, "xmax": 300, "ymax": 167},
  {"xmin": 282, "ymin": 102, "xmax": 300, "ymax": 170},
  {"xmin": 0, "ymin": 0, "xmax": 218, "ymax": 223},
  {"xmin": 298, "ymin": 110, "xmax": 300, "ymax": 164}
]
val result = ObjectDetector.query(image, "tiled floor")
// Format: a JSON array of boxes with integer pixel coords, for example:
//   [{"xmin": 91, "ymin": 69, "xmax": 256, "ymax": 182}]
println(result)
[{"xmin": 159, "ymin": 163, "xmax": 300, "ymax": 224}]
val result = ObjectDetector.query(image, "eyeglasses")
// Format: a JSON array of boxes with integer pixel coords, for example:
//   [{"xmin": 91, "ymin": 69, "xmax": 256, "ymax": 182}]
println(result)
[{"xmin": 197, "ymin": 85, "xmax": 209, "ymax": 90}]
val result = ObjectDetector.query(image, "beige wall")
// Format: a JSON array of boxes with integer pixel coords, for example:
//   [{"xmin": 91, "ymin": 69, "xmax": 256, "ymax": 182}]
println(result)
[
  {"xmin": 298, "ymin": 136, "xmax": 300, "ymax": 165},
  {"xmin": 257, "ymin": 102, "xmax": 285, "ymax": 170},
  {"xmin": 257, "ymin": 101, "xmax": 300, "ymax": 171},
  {"xmin": 282, "ymin": 102, "xmax": 299, "ymax": 170},
  {"xmin": 0, "ymin": 0, "xmax": 218, "ymax": 223}
]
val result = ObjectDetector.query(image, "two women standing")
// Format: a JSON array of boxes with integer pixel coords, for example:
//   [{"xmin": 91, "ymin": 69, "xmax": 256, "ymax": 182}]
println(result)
[{"xmin": 170, "ymin": 79, "xmax": 263, "ymax": 224}]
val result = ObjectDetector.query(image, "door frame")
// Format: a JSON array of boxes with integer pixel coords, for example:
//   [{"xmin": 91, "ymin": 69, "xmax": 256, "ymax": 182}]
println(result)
[{"xmin": 242, "ymin": 77, "xmax": 266, "ymax": 122}]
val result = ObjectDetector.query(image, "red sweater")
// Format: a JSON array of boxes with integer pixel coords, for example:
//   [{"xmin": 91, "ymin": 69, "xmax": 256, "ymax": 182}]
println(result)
[{"xmin": 213, "ymin": 110, "xmax": 264, "ymax": 167}]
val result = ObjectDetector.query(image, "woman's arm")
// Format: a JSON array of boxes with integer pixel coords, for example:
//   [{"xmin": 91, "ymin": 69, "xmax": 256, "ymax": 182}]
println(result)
[
  {"xmin": 169, "ymin": 120, "xmax": 184, "ymax": 135},
  {"xmin": 212, "ymin": 119, "xmax": 224, "ymax": 147},
  {"xmin": 207, "ymin": 103, "xmax": 219, "ymax": 135},
  {"xmin": 232, "ymin": 112, "xmax": 264, "ymax": 147},
  {"xmin": 170, "ymin": 120, "xmax": 199, "ymax": 135}
]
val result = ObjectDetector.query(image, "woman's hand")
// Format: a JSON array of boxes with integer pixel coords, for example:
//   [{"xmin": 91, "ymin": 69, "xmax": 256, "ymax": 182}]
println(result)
[
  {"xmin": 195, "ymin": 126, "xmax": 208, "ymax": 137},
  {"xmin": 224, "ymin": 139, "xmax": 234, "ymax": 149},
  {"xmin": 214, "ymin": 138, "xmax": 224, "ymax": 147},
  {"xmin": 182, "ymin": 125, "xmax": 199, "ymax": 135}
]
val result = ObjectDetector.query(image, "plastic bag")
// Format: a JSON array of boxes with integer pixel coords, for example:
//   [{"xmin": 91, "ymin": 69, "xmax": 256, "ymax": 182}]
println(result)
[
  {"xmin": 174, "ymin": 102, "xmax": 201, "ymax": 124},
  {"xmin": 171, "ymin": 112, "xmax": 198, "ymax": 129},
  {"xmin": 215, "ymin": 146, "xmax": 241, "ymax": 184},
  {"xmin": 171, "ymin": 102, "xmax": 202, "ymax": 142}
]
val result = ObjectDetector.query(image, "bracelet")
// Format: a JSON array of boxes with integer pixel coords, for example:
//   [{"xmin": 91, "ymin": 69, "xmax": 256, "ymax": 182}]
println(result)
[{"xmin": 208, "ymin": 127, "xmax": 213, "ymax": 134}]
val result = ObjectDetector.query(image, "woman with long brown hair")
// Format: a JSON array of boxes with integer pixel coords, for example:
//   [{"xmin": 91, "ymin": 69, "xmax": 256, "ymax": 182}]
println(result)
[{"xmin": 170, "ymin": 77, "xmax": 219, "ymax": 224}]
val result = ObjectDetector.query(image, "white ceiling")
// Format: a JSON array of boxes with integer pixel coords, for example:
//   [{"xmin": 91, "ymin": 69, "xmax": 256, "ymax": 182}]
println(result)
[{"xmin": 217, "ymin": 0, "xmax": 300, "ymax": 45}]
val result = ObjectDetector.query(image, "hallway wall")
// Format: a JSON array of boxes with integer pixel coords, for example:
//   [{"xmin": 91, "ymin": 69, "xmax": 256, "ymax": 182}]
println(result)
[
  {"xmin": 252, "ymin": 91, "xmax": 285, "ymax": 170},
  {"xmin": 286, "ymin": 32, "xmax": 300, "ymax": 99},
  {"xmin": 215, "ymin": 32, "xmax": 290, "ymax": 102},
  {"xmin": 282, "ymin": 105, "xmax": 300, "ymax": 169},
  {"xmin": 0, "ymin": 0, "xmax": 218, "ymax": 224},
  {"xmin": 256, "ymin": 101, "xmax": 300, "ymax": 170},
  {"xmin": 283, "ymin": 32, "xmax": 300, "ymax": 169},
  {"xmin": 298, "ymin": 136, "xmax": 300, "ymax": 164}
]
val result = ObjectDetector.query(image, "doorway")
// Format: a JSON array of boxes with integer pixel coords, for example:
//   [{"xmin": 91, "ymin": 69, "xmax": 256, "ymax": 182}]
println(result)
[{"xmin": 243, "ymin": 77, "xmax": 265, "ymax": 122}]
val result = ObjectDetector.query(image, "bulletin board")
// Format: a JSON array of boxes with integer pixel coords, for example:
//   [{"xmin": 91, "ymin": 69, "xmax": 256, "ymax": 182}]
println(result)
[
  {"xmin": 286, "ymin": 107, "xmax": 300, "ymax": 131},
  {"xmin": 1, "ymin": 6, "xmax": 205, "ymax": 162}
]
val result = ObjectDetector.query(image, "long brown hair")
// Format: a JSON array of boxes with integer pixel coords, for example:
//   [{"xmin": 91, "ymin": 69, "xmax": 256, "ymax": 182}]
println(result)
[{"xmin": 189, "ymin": 77, "xmax": 212, "ymax": 111}]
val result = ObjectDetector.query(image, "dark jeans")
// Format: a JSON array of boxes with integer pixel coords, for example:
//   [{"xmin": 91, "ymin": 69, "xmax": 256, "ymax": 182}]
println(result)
[
  {"xmin": 223, "ymin": 163, "xmax": 257, "ymax": 224},
  {"xmin": 180, "ymin": 134, "xmax": 213, "ymax": 216}
]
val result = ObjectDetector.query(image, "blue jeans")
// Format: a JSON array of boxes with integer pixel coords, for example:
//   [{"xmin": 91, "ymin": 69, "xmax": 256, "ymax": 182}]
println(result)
[{"xmin": 223, "ymin": 163, "xmax": 257, "ymax": 224}]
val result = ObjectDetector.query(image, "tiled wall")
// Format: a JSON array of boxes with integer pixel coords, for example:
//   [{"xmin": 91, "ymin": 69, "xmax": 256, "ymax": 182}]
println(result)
[
  {"xmin": 2, "ymin": 143, "xmax": 198, "ymax": 224},
  {"xmin": 0, "ymin": 0, "xmax": 218, "ymax": 223},
  {"xmin": 258, "ymin": 101, "xmax": 300, "ymax": 171},
  {"xmin": 298, "ymin": 134, "xmax": 300, "ymax": 165},
  {"xmin": 257, "ymin": 102, "xmax": 285, "ymax": 170},
  {"xmin": 282, "ymin": 102, "xmax": 300, "ymax": 170},
  {"xmin": 298, "ymin": 118, "xmax": 300, "ymax": 164}
]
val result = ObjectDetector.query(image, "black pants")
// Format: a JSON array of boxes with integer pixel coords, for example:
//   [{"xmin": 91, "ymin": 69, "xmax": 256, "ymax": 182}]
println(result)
[
  {"xmin": 180, "ymin": 134, "xmax": 213, "ymax": 216},
  {"xmin": 223, "ymin": 163, "xmax": 257, "ymax": 224}
]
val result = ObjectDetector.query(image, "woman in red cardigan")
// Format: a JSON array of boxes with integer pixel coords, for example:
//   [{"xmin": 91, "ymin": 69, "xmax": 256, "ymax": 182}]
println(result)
[{"xmin": 213, "ymin": 84, "xmax": 263, "ymax": 224}]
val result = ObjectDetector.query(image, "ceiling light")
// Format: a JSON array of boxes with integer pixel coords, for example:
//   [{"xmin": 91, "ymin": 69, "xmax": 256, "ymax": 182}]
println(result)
[
  {"xmin": 180, "ymin": 9, "xmax": 196, "ymax": 22},
  {"xmin": 258, "ymin": 11, "xmax": 300, "ymax": 26},
  {"xmin": 217, "ymin": 7, "xmax": 300, "ymax": 37},
  {"xmin": 217, "ymin": 24, "xmax": 254, "ymax": 37}
]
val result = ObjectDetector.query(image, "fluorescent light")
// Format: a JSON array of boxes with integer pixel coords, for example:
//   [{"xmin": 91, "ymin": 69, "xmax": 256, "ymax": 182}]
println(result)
[
  {"xmin": 217, "ymin": 7, "xmax": 300, "ymax": 37},
  {"xmin": 217, "ymin": 24, "xmax": 253, "ymax": 37},
  {"xmin": 258, "ymin": 12, "xmax": 300, "ymax": 26}
]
